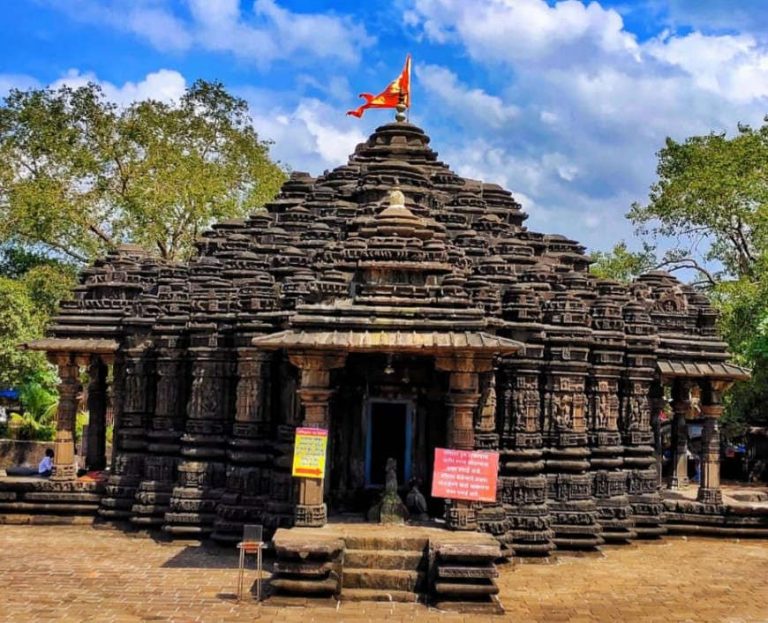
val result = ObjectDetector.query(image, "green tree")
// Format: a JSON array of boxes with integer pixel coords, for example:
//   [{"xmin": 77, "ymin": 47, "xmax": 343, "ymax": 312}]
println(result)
[
  {"xmin": 590, "ymin": 241, "xmax": 658, "ymax": 283},
  {"xmin": 21, "ymin": 264, "xmax": 77, "ymax": 317},
  {"xmin": 0, "ymin": 80, "xmax": 285, "ymax": 263},
  {"xmin": 0, "ymin": 244, "xmax": 70, "ymax": 279},
  {"xmin": 0, "ymin": 277, "xmax": 48, "ymax": 389},
  {"xmin": 628, "ymin": 121, "xmax": 768, "ymax": 285},
  {"xmin": 629, "ymin": 118, "xmax": 768, "ymax": 434}
]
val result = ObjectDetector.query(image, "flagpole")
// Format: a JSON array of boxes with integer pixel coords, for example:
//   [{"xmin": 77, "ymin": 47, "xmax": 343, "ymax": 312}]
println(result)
[{"xmin": 406, "ymin": 53, "xmax": 411, "ymax": 123}]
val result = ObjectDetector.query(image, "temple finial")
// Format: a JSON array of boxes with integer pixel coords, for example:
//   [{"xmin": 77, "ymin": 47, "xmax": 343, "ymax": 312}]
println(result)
[
  {"xmin": 388, "ymin": 187, "xmax": 406, "ymax": 207},
  {"xmin": 395, "ymin": 103, "xmax": 407, "ymax": 122}
]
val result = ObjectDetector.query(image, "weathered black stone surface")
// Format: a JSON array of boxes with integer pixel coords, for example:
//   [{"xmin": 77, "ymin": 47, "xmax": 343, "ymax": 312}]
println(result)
[{"xmin": 26, "ymin": 119, "xmax": 744, "ymax": 553}]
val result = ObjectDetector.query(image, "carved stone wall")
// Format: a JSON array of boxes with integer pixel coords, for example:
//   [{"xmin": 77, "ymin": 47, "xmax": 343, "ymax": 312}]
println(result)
[{"xmin": 41, "ymin": 120, "xmax": 742, "ymax": 556}]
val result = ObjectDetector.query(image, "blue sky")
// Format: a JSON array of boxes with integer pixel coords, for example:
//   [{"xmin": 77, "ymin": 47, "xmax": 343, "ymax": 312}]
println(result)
[{"xmin": 2, "ymin": 0, "xmax": 768, "ymax": 257}]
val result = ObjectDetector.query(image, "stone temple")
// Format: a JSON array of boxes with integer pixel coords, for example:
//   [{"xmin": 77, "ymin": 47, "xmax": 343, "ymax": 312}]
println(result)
[{"xmin": 7, "ymin": 118, "xmax": 755, "ymax": 606}]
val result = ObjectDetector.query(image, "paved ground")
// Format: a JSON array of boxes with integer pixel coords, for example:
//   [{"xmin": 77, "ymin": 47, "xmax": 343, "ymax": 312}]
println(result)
[{"xmin": 0, "ymin": 525, "xmax": 767, "ymax": 622}]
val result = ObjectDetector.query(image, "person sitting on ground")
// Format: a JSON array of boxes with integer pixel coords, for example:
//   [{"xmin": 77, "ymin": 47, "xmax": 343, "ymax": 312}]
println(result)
[{"xmin": 38, "ymin": 448, "xmax": 54, "ymax": 478}]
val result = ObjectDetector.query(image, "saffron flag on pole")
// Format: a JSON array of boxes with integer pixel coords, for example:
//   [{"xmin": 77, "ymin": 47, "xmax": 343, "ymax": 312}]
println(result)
[{"xmin": 347, "ymin": 54, "xmax": 411, "ymax": 118}]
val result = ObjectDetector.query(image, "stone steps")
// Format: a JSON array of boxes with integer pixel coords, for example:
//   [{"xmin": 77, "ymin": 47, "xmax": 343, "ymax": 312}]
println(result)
[
  {"xmin": 341, "ymin": 534, "xmax": 428, "ymax": 600},
  {"xmin": 268, "ymin": 526, "xmax": 504, "ymax": 613},
  {"xmin": 341, "ymin": 588, "xmax": 421, "ymax": 603},
  {"xmin": 342, "ymin": 568, "xmax": 424, "ymax": 592},
  {"xmin": 343, "ymin": 534, "xmax": 429, "ymax": 551},
  {"xmin": 430, "ymin": 536, "xmax": 504, "ymax": 614},
  {"xmin": 344, "ymin": 548, "xmax": 425, "ymax": 570}
]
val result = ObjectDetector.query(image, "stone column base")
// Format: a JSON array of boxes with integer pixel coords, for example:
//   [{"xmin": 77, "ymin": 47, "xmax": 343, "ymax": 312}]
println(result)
[
  {"xmin": 295, "ymin": 503, "xmax": 327, "ymax": 527},
  {"xmin": 669, "ymin": 475, "xmax": 689, "ymax": 489},
  {"xmin": 697, "ymin": 487, "xmax": 723, "ymax": 505},
  {"xmin": 446, "ymin": 503, "xmax": 478, "ymax": 531},
  {"xmin": 51, "ymin": 463, "xmax": 77, "ymax": 481}
]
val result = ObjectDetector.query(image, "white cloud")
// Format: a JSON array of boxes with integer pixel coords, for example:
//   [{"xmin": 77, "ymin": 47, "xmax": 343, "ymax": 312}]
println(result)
[
  {"xmin": 2, "ymin": 65, "xmax": 361, "ymax": 187},
  {"xmin": 540, "ymin": 110, "xmax": 559, "ymax": 125},
  {"xmin": 0, "ymin": 74, "xmax": 41, "ymax": 99},
  {"xmin": 41, "ymin": 0, "xmax": 192, "ymax": 52},
  {"xmin": 406, "ymin": 0, "xmax": 639, "ymax": 67},
  {"xmin": 416, "ymin": 64, "xmax": 519, "ymax": 128},
  {"xmin": 45, "ymin": 0, "xmax": 373, "ymax": 68},
  {"xmin": 647, "ymin": 32, "xmax": 768, "ymax": 103},
  {"xmin": 403, "ymin": 0, "xmax": 768, "ymax": 256},
  {"xmin": 50, "ymin": 69, "xmax": 187, "ymax": 106},
  {"xmin": 188, "ymin": 0, "xmax": 373, "ymax": 67},
  {"xmin": 0, "ymin": 69, "xmax": 187, "ymax": 108},
  {"xmin": 125, "ymin": 6, "xmax": 193, "ymax": 52},
  {"xmin": 242, "ymin": 89, "xmax": 366, "ymax": 173}
]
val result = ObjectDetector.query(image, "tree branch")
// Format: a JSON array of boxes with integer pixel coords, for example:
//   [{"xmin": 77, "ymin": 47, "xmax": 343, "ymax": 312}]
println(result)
[
  {"xmin": 654, "ymin": 256, "xmax": 718, "ymax": 288},
  {"xmin": 87, "ymin": 222, "xmax": 113, "ymax": 245},
  {"xmin": 40, "ymin": 239, "xmax": 88, "ymax": 263}
]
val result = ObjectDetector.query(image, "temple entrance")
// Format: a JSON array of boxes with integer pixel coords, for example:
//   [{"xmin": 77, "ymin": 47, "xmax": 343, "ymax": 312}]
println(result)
[
  {"xmin": 326, "ymin": 353, "xmax": 449, "ymax": 515},
  {"xmin": 365, "ymin": 399, "xmax": 413, "ymax": 487}
]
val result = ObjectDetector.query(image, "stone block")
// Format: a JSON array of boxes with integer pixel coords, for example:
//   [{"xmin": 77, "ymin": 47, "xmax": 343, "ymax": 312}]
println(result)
[{"xmin": 342, "ymin": 568, "xmax": 424, "ymax": 592}]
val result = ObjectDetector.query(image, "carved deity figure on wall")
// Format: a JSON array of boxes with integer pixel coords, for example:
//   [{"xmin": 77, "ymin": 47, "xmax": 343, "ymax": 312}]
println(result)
[
  {"xmin": 626, "ymin": 394, "xmax": 650, "ymax": 431},
  {"xmin": 554, "ymin": 394, "xmax": 573, "ymax": 430},
  {"xmin": 124, "ymin": 362, "xmax": 147, "ymax": 413},
  {"xmin": 596, "ymin": 398, "xmax": 609, "ymax": 430}
]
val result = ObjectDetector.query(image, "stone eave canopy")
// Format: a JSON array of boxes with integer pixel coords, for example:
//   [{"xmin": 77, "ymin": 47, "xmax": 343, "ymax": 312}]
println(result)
[
  {"xmin": 21, "ymin": 338, "xmax": 119, "ymax": 355},
  {"xmin": 252, "ymin": 329, "xmax": 523, "ymax": 357},
  {"xmin": 656, "ymin": 359, "xmax": 750, "ymax": 382}
]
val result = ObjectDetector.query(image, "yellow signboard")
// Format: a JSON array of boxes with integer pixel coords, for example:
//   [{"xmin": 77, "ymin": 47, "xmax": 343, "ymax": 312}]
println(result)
[{"xmin": 292, "ymin": 427, "xmax": 328, "ymax": 479}]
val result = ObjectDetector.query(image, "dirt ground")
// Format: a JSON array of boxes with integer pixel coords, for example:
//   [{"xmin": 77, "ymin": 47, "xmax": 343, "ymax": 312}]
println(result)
[{"xmin": 0, "ymin": 525, "xmax": 766, "ymax": 622}]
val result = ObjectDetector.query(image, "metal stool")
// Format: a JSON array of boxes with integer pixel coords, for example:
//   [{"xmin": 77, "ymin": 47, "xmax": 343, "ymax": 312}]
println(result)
[{"xmin": 236, "ymin": 524, "xmax": 264, "ymax": 602}]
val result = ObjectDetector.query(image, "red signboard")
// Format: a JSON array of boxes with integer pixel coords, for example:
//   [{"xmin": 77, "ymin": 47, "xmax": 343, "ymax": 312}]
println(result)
[{"xmin": 431, "ymin": 448, "xmax": 499, "ymax": 503}]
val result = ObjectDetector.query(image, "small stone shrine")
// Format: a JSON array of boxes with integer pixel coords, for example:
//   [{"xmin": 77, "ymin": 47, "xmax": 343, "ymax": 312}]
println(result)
[{"xmin": 9, "ymin": 118, "xmax": 755, "ymax": 586}]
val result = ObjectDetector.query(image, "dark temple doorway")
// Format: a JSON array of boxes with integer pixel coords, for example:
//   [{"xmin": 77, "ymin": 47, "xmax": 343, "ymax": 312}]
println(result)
[{"xmin": 365, "ymin": 399, "xmax": 413, "ymax": 487}]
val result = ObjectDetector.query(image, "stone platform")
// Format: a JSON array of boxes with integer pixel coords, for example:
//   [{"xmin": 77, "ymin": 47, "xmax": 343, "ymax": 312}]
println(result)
[
  {"xmin": 270, "ymin": 521, "xmax": 504, "ymax": 614},
  {"xmin": 0, "ymin": 475, "xmax": 105, "ymax": 524},
  {"xmin": 662, "ymin": 483, "xmax": 768, "ymax": 537}
]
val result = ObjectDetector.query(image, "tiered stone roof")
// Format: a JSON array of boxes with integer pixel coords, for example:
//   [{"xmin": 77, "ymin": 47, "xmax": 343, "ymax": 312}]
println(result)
[{"xmin": 45, "ymin": 120, "xmax": 738, "ymax": 371}]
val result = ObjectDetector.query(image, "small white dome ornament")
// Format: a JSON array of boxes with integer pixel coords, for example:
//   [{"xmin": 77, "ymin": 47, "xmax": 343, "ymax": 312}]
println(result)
[{"xmin": 389, "ymin": 188, "xmax": 406, "ymax": 207}]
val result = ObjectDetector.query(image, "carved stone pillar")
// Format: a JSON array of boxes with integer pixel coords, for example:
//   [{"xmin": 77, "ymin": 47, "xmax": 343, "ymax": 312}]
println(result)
[
  {"xmin": 289, "ymin": 351, "xmax": 347, "ymax": 527},
  {"xmin": 498, "ymin": 357, "xmax": 553, "ymax": 557},
  {"xmin": 50, "ymin": 354, "xmax": 82, "ymax": 481},
  {"xmin": 669, "ymin": 379, "xmax": 691, "ymax": 489},
  {"xmin": 164, "ymin": 327, "xmax": 232, "ymax": 536},
  {"xmin": 621, "ymin": 302, "xmax": 664, "ymax": 537},
  {"xmin": 213, "ymin": 348, "xmax": 272, "ymax": 542},
  {"xmin": 474, "ymin": 372, "xmax": 508, "ymax": 540},
  {"xmin": 436, "ymin": 354, "xmax": 489, "ymax": 531},
  {"xmin": 697, "ymin": 379, "xmax": 726, "ymax": 505},
  {"xmin": 85, "ymin": 356, "xmax": 109, "ymax": 471},
  {"xmin": 100, "ymin": 326, "xmax": 155, "ymax": 521},
  {"xmin": 131, "ymin": 326, "xmax": 188, "ymax": 528}
]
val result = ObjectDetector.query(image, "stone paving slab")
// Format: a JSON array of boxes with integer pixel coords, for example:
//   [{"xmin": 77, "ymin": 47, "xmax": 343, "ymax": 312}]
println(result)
[{"xmin": 0, "ymin": 525, "xmax": 767, "ymax": 622}]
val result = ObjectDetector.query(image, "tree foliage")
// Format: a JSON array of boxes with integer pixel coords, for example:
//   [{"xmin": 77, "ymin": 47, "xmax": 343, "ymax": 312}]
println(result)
[
  {"xmin": 628, "ymin": 121, "xmax": 768, "ymax": 285},
  {"xmin": 0, "ymin": 244, "xmax": 76, "ymax": 393},
  {"xmin": 0, "ymin": 80, "xmax": 286, "ymax": 262},
  {"xmin": 0, "ymin": 276, "xmax": 48, "ymax": 389},
  {"xmin": 590, "ymin": 241, "xmax": 658, "ymax": 283},
  {"xmin": 629, "ymin": 118, "xmax": 768, "ymax": 433}
]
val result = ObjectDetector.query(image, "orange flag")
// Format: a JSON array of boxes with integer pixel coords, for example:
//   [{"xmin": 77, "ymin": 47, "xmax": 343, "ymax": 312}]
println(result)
[{"xmin": 347, "ymin": 55, "xmax": 411, "ymax": 118}]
